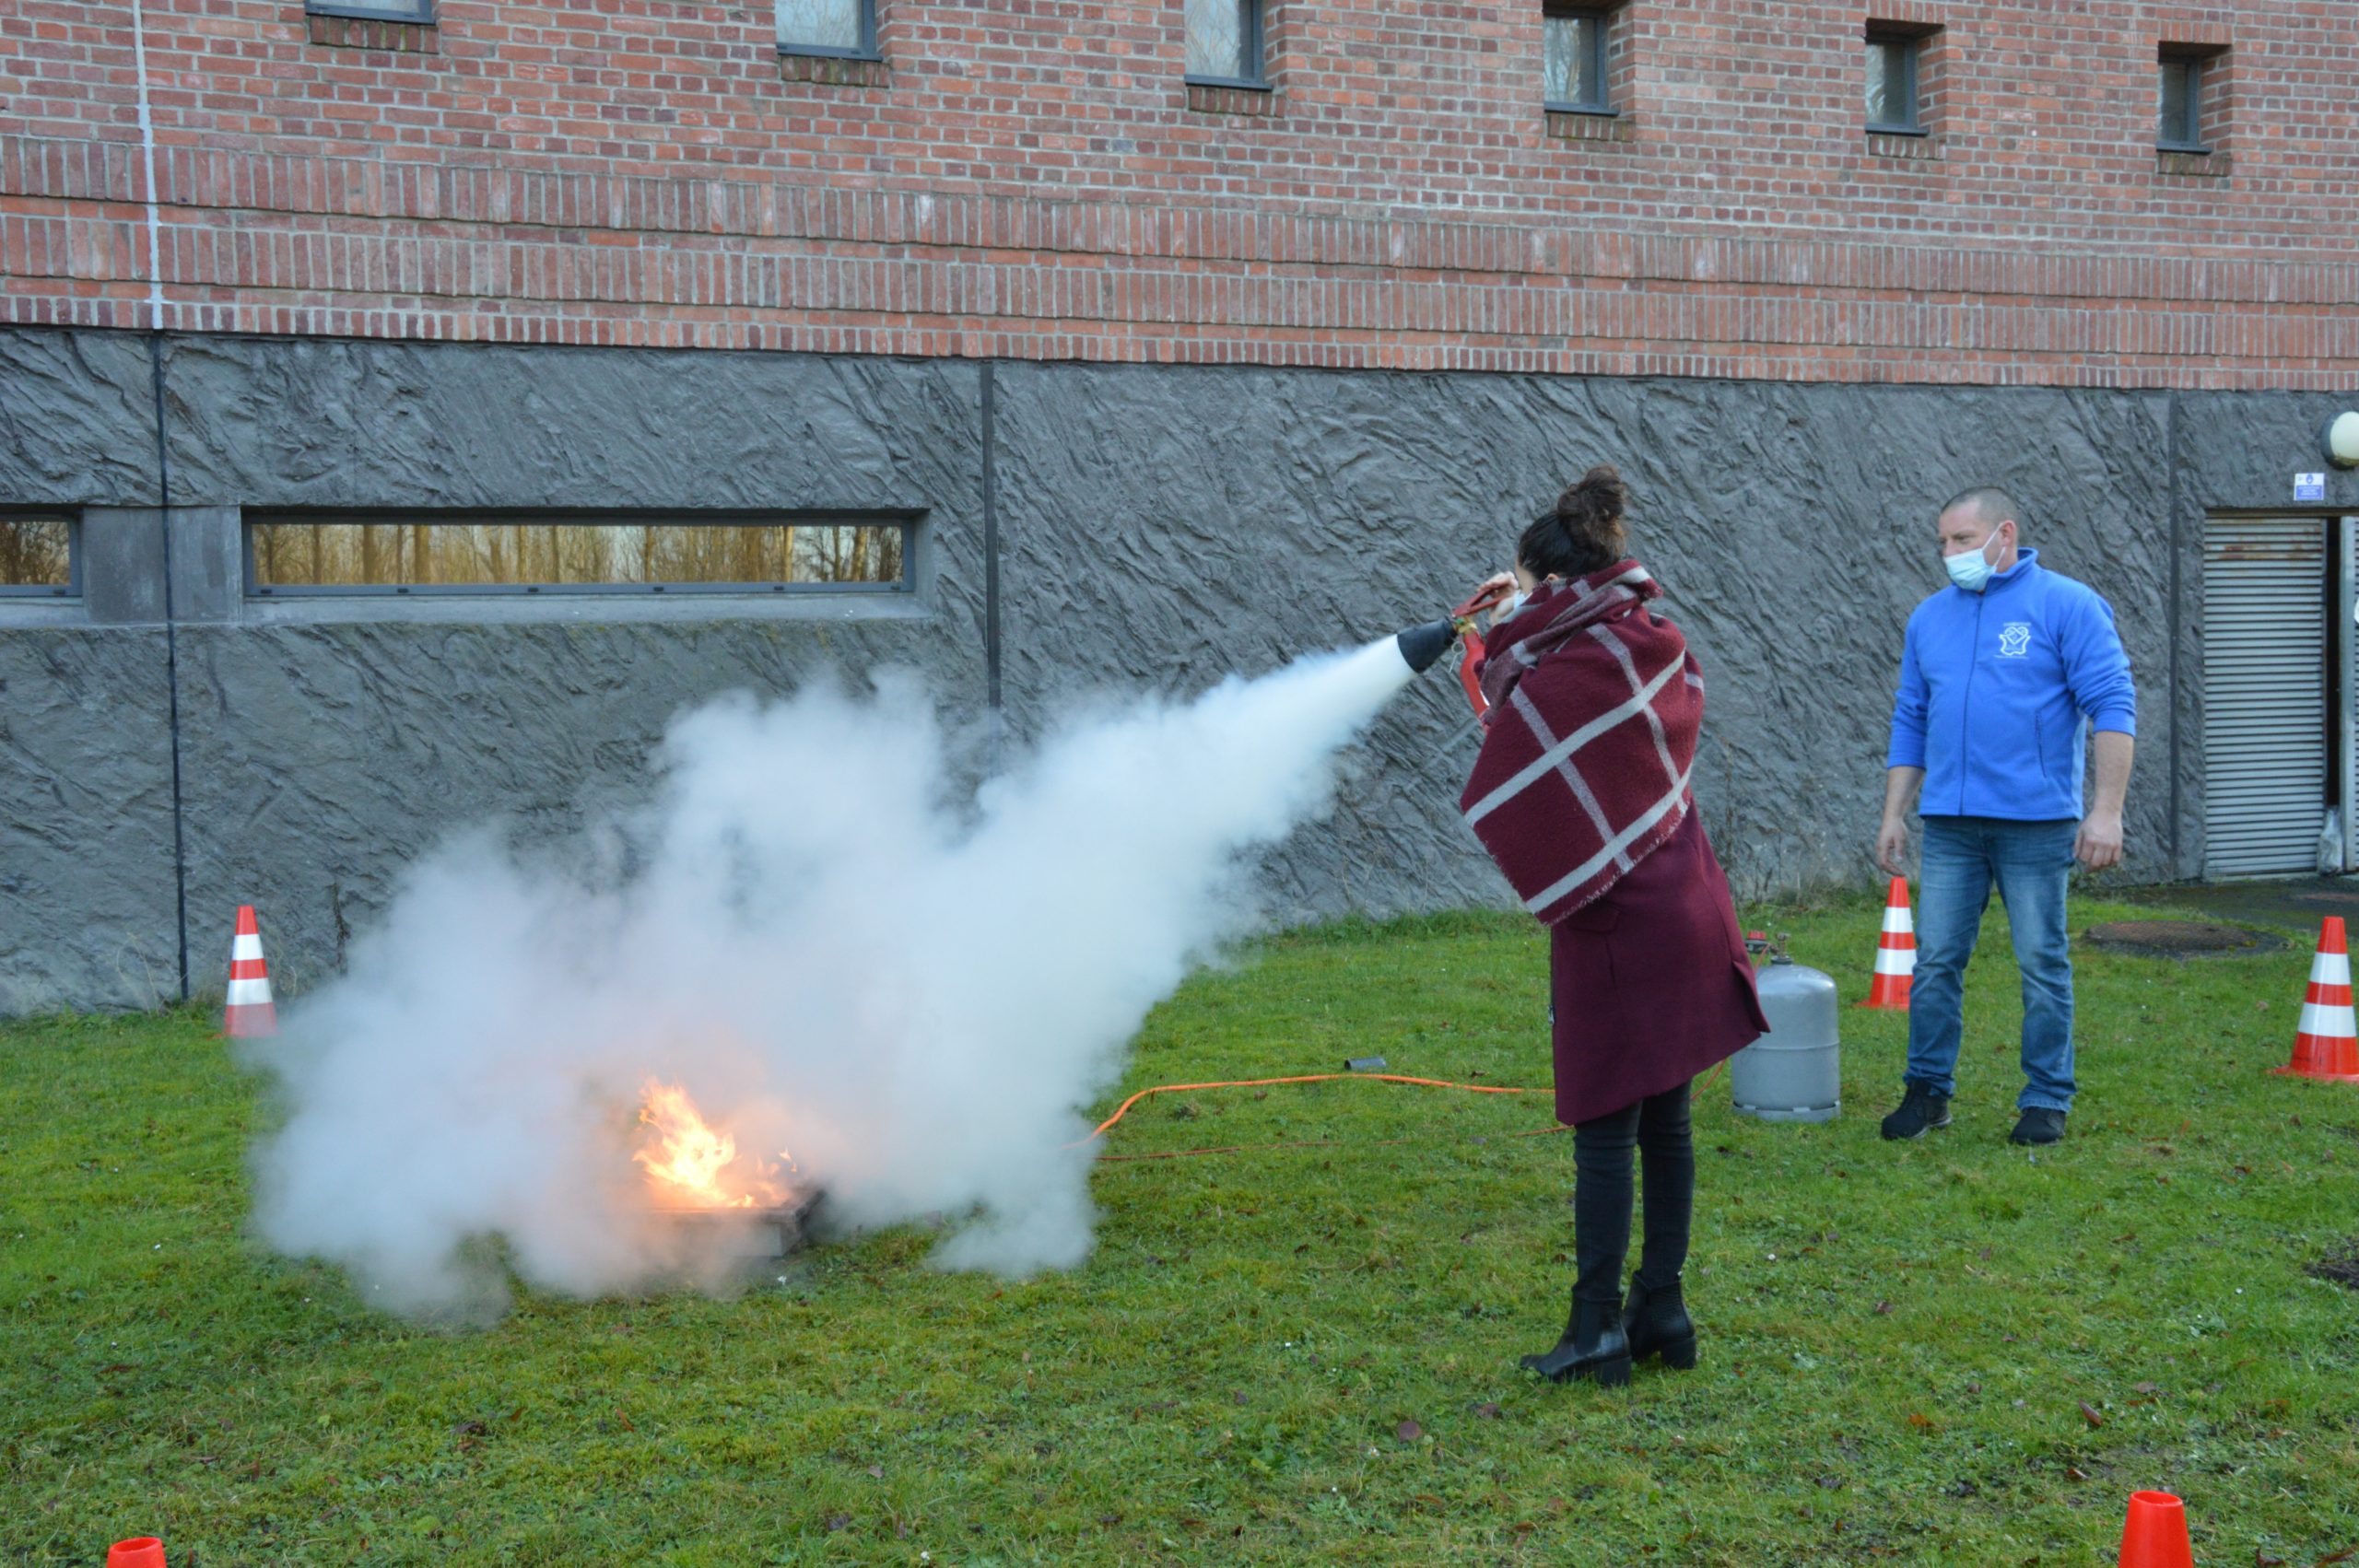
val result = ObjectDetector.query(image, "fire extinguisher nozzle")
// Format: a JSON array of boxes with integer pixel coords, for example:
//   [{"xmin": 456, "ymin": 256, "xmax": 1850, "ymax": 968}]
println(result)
[{"xmin": 1394, "ymin": 618, "xmax": 1454, "ymax": 675}]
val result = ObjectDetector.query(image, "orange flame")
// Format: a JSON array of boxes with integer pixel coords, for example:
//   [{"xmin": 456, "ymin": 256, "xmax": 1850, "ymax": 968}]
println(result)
[{"xmin": 633, "ymin": 1080, "xmax": 793, "ymax": 1211}]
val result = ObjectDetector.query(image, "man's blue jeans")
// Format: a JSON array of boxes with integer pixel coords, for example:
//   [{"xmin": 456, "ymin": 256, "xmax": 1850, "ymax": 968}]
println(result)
[{"xmin": 1905, "ymin": 815, "xmax": 2078, "ymax": 1114}]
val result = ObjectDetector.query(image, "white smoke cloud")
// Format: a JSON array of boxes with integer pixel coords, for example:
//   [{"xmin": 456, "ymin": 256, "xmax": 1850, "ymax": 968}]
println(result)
[{"xmin": 242, "ymin": 638, "xmax": 1419, "ymax": 1320}]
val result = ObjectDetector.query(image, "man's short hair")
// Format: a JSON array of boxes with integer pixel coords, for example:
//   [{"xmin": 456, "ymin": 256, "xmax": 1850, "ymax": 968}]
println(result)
[{"xmin": 1940, "ymin": 486, "xmax": 2024, "ymax": 533}]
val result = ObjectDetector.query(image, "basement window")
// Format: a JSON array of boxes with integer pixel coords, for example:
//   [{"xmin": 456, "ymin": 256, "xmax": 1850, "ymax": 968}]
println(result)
[
  {"xmin": 245, "ymin": 513, "xmax": 910, "ymax": 597},
  {"xmin": 1543, "ymin": 5, "xmax": 1614, "ymax": 114},
  {"xmin": 1865, "ymin": 27, "xmax": 1924, "ymax": 134},
  {"xmin": 2158, "ymin": 48, "xmax": 2213, "ymax": 153},
  {"xmin": 1185, "ymin": 0, "xmax": 1267, "ymax": 88},
  {"xmin": 305, "ymin": 0, "xmax": 434, "ymax": 20},
  {"xmin": 777, "ymin": 0, "xmax": 877, "ymax": 59},
  {"xmin": 0, "ymin": 512, "xmax": 76, "ymax": 598}
]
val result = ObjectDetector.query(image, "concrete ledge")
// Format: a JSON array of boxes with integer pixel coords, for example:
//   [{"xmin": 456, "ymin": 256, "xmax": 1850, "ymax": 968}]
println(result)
[{"xmin": 0, "ymin": 598, "xmax": 89, "ymax": 627}]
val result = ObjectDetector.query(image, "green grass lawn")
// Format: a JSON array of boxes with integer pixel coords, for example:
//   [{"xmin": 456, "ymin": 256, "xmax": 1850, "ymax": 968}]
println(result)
[{"xmin": 6, "ymin": 895, "xmax": 2358, "ymax": 1566}]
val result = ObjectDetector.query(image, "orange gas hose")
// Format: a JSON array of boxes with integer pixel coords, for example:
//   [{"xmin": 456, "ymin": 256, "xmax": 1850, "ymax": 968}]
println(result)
[
  {"xmin": 1079, "ymin": 1072, "xmax": 1548, "ymax": 1163},
  {"xmin": 1094, "ymin": 1124, "xmax": 1572, "ymax": 1164},
  {"xmin": 1086, "ymin": 1072, "xmax": 1538, "ymax": 1141},
  {"xmin": 1083, "ymin": 1059, "xmax": 1732, "ymax": 1163}
]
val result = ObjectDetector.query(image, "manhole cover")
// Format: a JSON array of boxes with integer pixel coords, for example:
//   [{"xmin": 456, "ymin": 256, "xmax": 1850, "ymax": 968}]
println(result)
[{"xmin": 2083, "ymin": 919, "xmax": 2283, "ymax": 957}]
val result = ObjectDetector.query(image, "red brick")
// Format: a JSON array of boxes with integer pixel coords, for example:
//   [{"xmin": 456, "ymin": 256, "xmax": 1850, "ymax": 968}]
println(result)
[{"xmin": 0, "ymin": 2, "xmax": 2351, "ymax": 382}]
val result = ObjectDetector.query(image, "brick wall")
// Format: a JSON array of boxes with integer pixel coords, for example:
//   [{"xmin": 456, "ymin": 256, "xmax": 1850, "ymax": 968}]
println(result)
[{"xmin": 1, "ymin": 0, "xmax": 2353, "ymax": 384}]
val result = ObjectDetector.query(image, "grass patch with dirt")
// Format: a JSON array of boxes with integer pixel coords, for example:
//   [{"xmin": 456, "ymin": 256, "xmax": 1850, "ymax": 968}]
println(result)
[{"xmin": 5, "ymin": 894, "xmax": 2357, "ymax": 1565}]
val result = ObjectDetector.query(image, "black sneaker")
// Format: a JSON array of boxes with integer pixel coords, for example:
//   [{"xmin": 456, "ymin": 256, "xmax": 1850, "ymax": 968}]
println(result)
[
  {"xmin": 1879, "ymin": 1082, "xmax": 1952, "ymax": 1141},
  {"xmin": 2008, "ymin": 1107, "xmax": 2067, "ymax": 1145}
]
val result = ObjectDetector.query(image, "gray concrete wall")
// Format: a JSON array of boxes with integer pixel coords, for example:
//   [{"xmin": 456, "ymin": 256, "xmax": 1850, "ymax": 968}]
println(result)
[{"xmin": 4, "ymin": 324, "xmax": 2356, "ymax": 1013}]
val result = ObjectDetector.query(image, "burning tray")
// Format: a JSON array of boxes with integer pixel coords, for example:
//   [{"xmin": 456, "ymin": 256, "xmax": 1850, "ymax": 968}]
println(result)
[{"xmin": 651, "ymin": 1188, "xmax": 826, "ymax": 1261}]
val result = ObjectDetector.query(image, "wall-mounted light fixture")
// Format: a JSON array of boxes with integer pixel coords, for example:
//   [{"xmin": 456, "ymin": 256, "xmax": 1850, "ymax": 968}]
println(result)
[{"xmin": 2328, "ymin": 410, "xmax": 2359, "ymax": 471}]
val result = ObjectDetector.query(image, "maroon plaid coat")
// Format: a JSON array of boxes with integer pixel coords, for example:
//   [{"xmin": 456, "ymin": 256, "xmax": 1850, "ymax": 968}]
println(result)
[
  {"xmin": 1461, "ymin": 562, "xmax": 1766, "ymax": 1125},
  {"xmin": 1461, "ymin": 563, "xmax": 1701, "ymax": 924}
]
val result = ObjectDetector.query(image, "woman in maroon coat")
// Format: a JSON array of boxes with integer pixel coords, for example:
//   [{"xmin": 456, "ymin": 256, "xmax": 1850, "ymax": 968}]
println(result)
[{"xmin": 1460, "ymin": 466, "xmax": 1768, "ymax": 1387}]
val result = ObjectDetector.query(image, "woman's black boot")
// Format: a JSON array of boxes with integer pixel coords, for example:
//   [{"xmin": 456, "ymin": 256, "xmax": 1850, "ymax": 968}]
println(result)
[
  {"xmin": 1621, "ymin": 1277, "xmax": 1697, "ymax": 1370},
  {"xmin": 1520, "ymin": 1296, "xmax": 1632, "ymax": 1387}
]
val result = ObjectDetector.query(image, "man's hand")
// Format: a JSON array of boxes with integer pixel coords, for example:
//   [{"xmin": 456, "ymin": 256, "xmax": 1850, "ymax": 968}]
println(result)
[
  {"xmin": 2078, "ymin": 732, "xmax": 2133, "ymax": 872},
  {"xmin": 1875, "ymin": 814, "xmax": 1910, "ymax": 878},
  {"xmin": 2075, "ymin": 809, "xmax": 2125, "ymax": 871},
  {"xmin": 1875, "ymin": 767, "xmax": 1923, "ymax": 878}
]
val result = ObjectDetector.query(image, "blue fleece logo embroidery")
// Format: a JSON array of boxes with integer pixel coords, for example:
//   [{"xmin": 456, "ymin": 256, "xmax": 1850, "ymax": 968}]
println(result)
[{"xmin": 1998, "ymin": 623, "xmax": 2032, "ymax": 658}]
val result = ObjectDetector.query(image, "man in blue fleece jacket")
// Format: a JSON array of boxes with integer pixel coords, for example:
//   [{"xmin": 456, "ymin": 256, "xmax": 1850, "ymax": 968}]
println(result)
[{"xmin": 1875, "ymin": 487, "xmax": 2136, "ymax": 1146}]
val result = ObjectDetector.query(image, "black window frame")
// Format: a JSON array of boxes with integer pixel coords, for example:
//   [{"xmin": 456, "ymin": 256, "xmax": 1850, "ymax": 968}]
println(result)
[
  {"xmin": 241, "ymin": 509, "xmax": 918, "ymax": 600},
  {"xmin": 1182, "ymin": 0, "xmax": 1269, "ymax": 91},
  {"xmin": 1864, "ymin": 29, "xmax": 1924, "ymax": 135},
  {"xmin": 2157, "ymin": 51, "xmax": 2211, "ymax": 154},
  {"xmin": 0, "ymin": 510, "xmax": 79, "ymax": 600},
  {"xmin": 304, "ymin": 0, "xmax": 436, "ymax": 23},
  {"xmin": 776, "ymin": 0, "xmax": 880, "ymax": 62},
  {"xmin": 1543, "ymin": 4, "xmax": 1616, "ymax": 117}
]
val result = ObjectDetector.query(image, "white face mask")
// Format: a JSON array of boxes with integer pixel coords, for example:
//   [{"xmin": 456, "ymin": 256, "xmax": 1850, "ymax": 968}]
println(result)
[
  {"xmin": 1500, "ymin": 587, "xmax": 1531, "ymax": 618},
  {"xmin": 1944, "ymin": 532, "xmax": 2002, "ymax": 593}
]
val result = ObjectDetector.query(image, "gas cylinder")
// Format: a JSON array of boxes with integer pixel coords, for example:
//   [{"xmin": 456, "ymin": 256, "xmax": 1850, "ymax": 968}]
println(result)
[{"xmin": 1730, "ymin": 952, "xmax": 1840, "ymax": 1124}]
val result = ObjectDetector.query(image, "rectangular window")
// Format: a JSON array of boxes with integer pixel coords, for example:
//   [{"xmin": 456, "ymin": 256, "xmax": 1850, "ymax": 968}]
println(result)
[
  {"xmin": 0, "ymin": 513, "xmax": 75, "ymax": 598},
  {"xmin": 778, "ymin": 0, "xmax": 875, "ymax": 58},
  {"xmin": 305, "ymin": 0, "xmax": 434, "ymax": 20},
  {"xmin": 246, "ymin": 514, "xmax": 910, "ymax": 597},
  {"xmin": 1543, "ymin": 6, "xmax": 1613, "ymax": 113},
  {"xmin": 1865, "ymin": 30, "xmax": 1921, "ymax": 133},
  {"xmin": 1185, "ymin": 0, "xmax": 1265, "ymax": 87},
  {"xmin": 2159, "ymin": 53, "xmax": 2207, "ymax": 151}
]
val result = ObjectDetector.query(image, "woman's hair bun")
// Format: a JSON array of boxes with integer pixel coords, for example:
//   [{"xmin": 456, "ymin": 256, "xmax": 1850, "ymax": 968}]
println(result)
[
  {"xmin": 1555, "ymin": 465, "xmax": 1627, "ymax": 531},
  {"xmin": 1520, "ymin": 463, "xmax": 1630, "ymax": 581}
]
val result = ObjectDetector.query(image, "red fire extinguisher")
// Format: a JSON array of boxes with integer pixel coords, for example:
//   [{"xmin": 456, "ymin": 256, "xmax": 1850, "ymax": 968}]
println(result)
[{"xmin": 1447, "ymin": 580, "xmax": 1517, "ymax": 720}]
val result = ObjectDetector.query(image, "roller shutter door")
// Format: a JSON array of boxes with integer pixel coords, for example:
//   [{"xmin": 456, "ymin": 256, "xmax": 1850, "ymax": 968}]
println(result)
[
  {"xmin": 2203, "ymin": 518, "xmax": 2326, "ymax": 877},
  {"xmin": 2344, "ymin": 518, "xmax": 2359, "ymax": 872}
]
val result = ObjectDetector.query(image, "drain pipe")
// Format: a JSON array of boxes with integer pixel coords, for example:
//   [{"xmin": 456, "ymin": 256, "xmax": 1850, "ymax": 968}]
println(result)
[
  {"xmin": 981, "ymin": 359, "xmax": 1004, "ymax": 773},
  {"xmin": 2165, "ymin": 388, "xmax": 2185, "ymax": 883},
  {"xmin": 130, "ymin": 0, "xmax": 165, "ymax": 323},
  {"xmin": 132, "ymin": 0, "xmax": 193, "ymax": 1002}
]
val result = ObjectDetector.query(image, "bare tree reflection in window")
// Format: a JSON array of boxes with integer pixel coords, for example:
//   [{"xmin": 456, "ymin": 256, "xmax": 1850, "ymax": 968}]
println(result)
[
  {"xmin": 1865, "ymin": 33, "xmax": 1919, "ymax": 131},
  {"xmin": 777, "ymin": 0, "xmax": 863, "ymax": 52},
  {"xmin": 0, "ymin": 518, "xmax": 71, "ymax": 588},
  {"xmin": 1185, "ymin": 0, "xmax": 1254, "ymax": 80},
  {"xmin": 248, "ymin": 518, "xmax": 904, "ymax": 591},
  {"xmin": 1544, "ymin": 8, "xmax": 1610, "ymax": 111}
]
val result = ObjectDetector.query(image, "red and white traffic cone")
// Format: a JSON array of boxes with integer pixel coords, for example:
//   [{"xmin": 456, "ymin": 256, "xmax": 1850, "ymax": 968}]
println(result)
[
  {"xmin": 2275, "ymin": 917, "xmax": 2359, "ymax": 1082},
  {"xmin": 1858, "ymin": 876, "xmax": 1916, "ymax": 1010},
  {"xmin": 222, "ymin": 906, "xmax": 277, "ymax": 1039}
]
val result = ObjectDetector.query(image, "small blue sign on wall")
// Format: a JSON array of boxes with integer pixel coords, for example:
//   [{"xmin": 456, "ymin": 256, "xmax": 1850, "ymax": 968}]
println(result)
[{"xmin": 2296, "ymin": 472, "xmax": 2328, "ymax": 502}]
